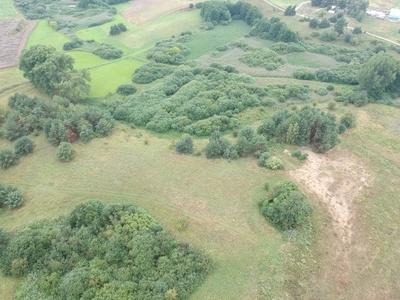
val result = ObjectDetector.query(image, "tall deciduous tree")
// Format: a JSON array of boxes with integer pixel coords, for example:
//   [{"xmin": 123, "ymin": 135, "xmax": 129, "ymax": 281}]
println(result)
[
  {"xmin": 356, "ymin": 52, "xmax": 400, "ymax": 98},
  {"xmin": 19, "ymin": 45, "xmax": 91, "ymax": 101}
]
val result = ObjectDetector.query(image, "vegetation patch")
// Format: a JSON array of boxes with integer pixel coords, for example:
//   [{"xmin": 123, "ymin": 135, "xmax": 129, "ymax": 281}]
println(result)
[
  {"xmin": 0, "ymin": 200, "xmax": 212, "ymax": 299},
  {"xmin": 239, "ymin": 48, "xmax": 284, "ymax": 70}
]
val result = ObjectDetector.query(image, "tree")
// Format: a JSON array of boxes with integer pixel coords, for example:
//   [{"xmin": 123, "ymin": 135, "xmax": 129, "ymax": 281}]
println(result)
[
  {"xmin": 175, "ymin": 135, "xmax": 194, "ymax": 154},
  {"xmin": 352, "ymin": 26, "xmax": 362, "ymax": 34},
  {"xmin": 55, "ymin": 69, "xmax": 91, "ymax": 102},
  {"xmin": 19, "ymin": 45, "xmax": 90, "ymax": 100},
  {"xmin": 334, "ymin": 17, "xmax": 348, "ymax": 34},
  {"xmin": 309, "ymin": 18, "xmax": 319, "ymax": 28},
  {"xmin": 14, "ymin": 136, "xmax": 34, "ymax": 156},
  {"xmin": 204, "ymin": 131, "xmax": 233, "ymax": 158},
  {"xmin": 56, "ymin": 142, "xmax": 75, "ymax": 162},
  {"xmin": 356, "ymin": 52, "xmax": 400, "ymax": 98},
  {"xmin": 284, "ymin": 5, "xmax": 296, "ymax": 16},
  {"xmin": 259, "ymin": 181, "xmax": 312, "ymax": 230},
  {"xmin": 318, "ymin": 18, "xmax": 331, "ymax": 28},
  {"xmin": 110, "ymin": 24, "xmax": 121, "ymax": 35}
]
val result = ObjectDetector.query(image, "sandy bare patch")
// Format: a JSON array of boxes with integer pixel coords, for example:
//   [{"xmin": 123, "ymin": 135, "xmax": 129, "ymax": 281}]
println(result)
[
  {"xmin": 0, "ymin": 19, "xmax": 37, "ymax": 69},
  {"xmin": 290, "ymin": 147, "xmax": 370, "ymax": 249},
  {"xmin": 122, "ymin": 0, "xmax": 193, "ymax": 25}
]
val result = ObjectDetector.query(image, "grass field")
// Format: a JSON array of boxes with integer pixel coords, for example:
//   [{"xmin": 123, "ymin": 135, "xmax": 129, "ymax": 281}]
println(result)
[
  {"xmin": 0, "ymin": 122, "xmax": 307, "ymax": 299},
  {"xmin": 26, "ymin": 20, "xmax": 70, "ymax": 51},
  {"xmin": 67, "ymin": 51, "xmax": 107, "ymax": 69},
  {"xmin": 185, "ymin": 20, "xmax": 251, "ymax": 59},
  {"xmin": 76, "ymin": 9, "xmax": 202, "ymax": 56},
  {"xmin": 88, "ymin": 58, "xmax": 143, "ymax": 97},
  {"xmin": 285, "ymin": 52, "xmax": 340, "ymax": 68},
  {"xmin": 0, "ymin": 0, "xmax": 17, "ymax": 20}
]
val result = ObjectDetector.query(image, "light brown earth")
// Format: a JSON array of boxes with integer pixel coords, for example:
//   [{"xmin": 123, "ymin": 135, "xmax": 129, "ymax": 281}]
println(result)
[
  {"xmin": 122, "ymin": 0, "xmax": 193, "ymax": 25},
  {"xmin": 0, "ymin": 19, "xmax": 37, "ymax": 69}
]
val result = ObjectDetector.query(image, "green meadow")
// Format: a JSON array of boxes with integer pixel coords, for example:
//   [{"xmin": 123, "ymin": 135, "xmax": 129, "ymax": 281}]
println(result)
[
  {"xmin": 88, "ymin": 58, "xmax": 143, "ymax": 97},
  {"xmin": 186, "ymin": 20, "xmax": 251, "ymax": 59},
  {"xmin": 0, "ymin": 0, "xmax": 17, "ymax": 20},
  {"xmin": 26, "ymin": 20, "xmax": 70, "ymax": 51}
]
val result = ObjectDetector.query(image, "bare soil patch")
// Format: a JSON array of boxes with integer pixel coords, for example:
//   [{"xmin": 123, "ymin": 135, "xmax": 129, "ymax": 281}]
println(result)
[
  {"xmin": 0, "ymin": 19, "xmax": 37, "ymax": 69},
  {"xmin": 290, "ymin": 148, "xmax": 370, "ymax": 250},
  {"xmin": 122, "ymin": 0, "xmax": 193, "ymax": 25}
]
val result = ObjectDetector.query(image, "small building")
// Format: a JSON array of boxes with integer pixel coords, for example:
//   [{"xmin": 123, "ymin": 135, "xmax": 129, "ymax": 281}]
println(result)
[{"xmin": 389, "ymin": 8, "xmax": 400, "ymax": 19}]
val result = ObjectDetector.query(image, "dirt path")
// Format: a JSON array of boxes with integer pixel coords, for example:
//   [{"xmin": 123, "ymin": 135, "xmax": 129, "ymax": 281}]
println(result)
[
  {"xmin": 290, "ymin": 148, "xmax": 370, "ymax": 253},
  {"xmin": 0, "ymin": 19, "xmax": 37, "ymax": 69}
]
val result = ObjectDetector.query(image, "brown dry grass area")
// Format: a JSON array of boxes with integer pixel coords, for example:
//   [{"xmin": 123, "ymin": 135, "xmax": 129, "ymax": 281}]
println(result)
[
  {"xmin": 0, "ymin": 19, "xmax": 37, "ymax": 69},
  {"xmin": 122, "ymin": 0, "xmax": 193, "ymax": 25}
]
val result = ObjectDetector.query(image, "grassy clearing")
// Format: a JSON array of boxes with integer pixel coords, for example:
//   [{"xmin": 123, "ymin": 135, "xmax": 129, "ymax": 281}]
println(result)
[
  {"xmin": 89, "ymin": 58, "xmax": 143, "ymax": 97},
  {"xmin": 76, "ymin": 10, "xmax": 202, "ymax": 55},
  {"xmin": 0, "ymin": 124, "xmax": 295, "ymax": 299},
  {"xmin": 186, "ymin": 21, "xmax": 251, "ymax": 60},
  {"xmin": 26, "ymin": 20, "xmax": 70, "ymax": 51},
  {"xmin": 0, "ymin": 68, "xmax": 28, "ymax": 95},
  {"xmin": 0, "ymin": 0, "xmax": 17, "ymax": 20},
  {"xmin": 67, "ymin": 51, "xmax": 107, "ymax": 69},
  {"xmin": 285, "ymin": 52, "xmax": 340, "ymax": 68},
  {"xmin": 266, "ymin": 0, "xmax": 303, "ymax": 8}
]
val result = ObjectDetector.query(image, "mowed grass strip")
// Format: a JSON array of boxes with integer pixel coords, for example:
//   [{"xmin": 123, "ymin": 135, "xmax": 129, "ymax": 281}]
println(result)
[
  {"xmin": 0, "ymin": 124, "xmax": 289, "ymax": 299},
  {"xmin": 89, "ymin": 58, "xmax": 143, "ymax": 97},
  {"xmin": 186, "ymin": 20, "xmax": 251, "ymax": 60},
  {"xmin": 26, "ymin": 20, "xmax": 70, "ymax": 51},
  {"xmin": 0, "ymin": 0, "xmax": 17, "ymax": 20},
  {"xmin": 67, "ymin": 51, "xmax": 107, "ymax": 69}
]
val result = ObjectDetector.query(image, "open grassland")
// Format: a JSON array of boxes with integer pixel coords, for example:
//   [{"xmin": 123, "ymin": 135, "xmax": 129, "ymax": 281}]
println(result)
[
  {"xmin": 0, "ymin": 122, "xmax": 308, "ymax": 299},
  {"xmin": 89, "ymin": 58, "xmax": 143, "ymax": 97},
  {"xmin": 285, "ymin": 52, "xmax": 340, "ymax": 68},
  {"xmin": 0, "ymin": 0, "xmax": 17, "ymax": 20},
  {"xmin": 0, "ymin": 68, "xmax": 28, "ymax": 95},
  {"xmin": 76, "ymin": 9, "xmax": 202, "ymax": 55},
  {"xmin": 185, "ymin": 21, "xmax": 251, "ymax": 59},
  {"xmin": 26, "ymin": 20, "xmax": 70, "ymax": 51}
]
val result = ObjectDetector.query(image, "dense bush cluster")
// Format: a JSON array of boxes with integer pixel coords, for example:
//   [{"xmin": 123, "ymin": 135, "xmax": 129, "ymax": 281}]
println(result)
[
  {"xmin": 132, "ymin": 63, "xmax": 175, "ymax": 84},
  {"xmin": 239, "ymin": 48, "xmax": 285, "ymax": 70},
  {"xmin": 270, "ymin": 42, "xmax": 305, "ymax": 54},
  {"xmin": 200, "ymin": 1, "xmax": 232, "ymax": 22},
  {"xmin": 249, "ymin": 17, "xmax": 298, "ymax": 43},
  {"xmin": 264, "ymin": 84, "xmax": 311, "ymax": 102},
  {"xmin": 0, "ymin": 184, "xmax": 24, "ymax": 209},
  {"xmin": 93, "ymin": 43, "xmax": 123, "ymax": 59},
  {"xmin": 0, "ymin": 149, "xmax": 19, "ymax": 170},
  {"xmin": 5, "ymin": 93, "xmax": 115, "ymax": 145},
  {"xmin": 0, "ymin": 201, "xmax": 212, "ymax": 299},
  {"xmin": 147, "ymin": 39, "xmax": 191, "ymax": 65},
  {"xmin": 56, "ymin": 142, "xmax": 75, "ymax": 162},
  {"xmin": 63, "ymin": 39, "xmax": 83, "ymax": 51},
  {"xmin": 257, "ymin": 106, "xmax": 338, "ymax": 153},
  {"xmin": 19, "ymin": 45, "xmax": 91, "ymax": 101},
  {"xmin": 293, "ymin": 65, "xmax": 359, "ymax": 85},
  {"xmin": 109, "ymin": 23, "xmax": 127, "ymax": 35},
  {"xmin": 116, "ymin": 84, "xmax": 137, "ymax": 96},
  {"xmin": 175, "ymin": 135, "xmax": 194, "ymax": 154},
  {"xmin": 259, "ymin": 181, "xmax": 312, "ymax": 230},
  {"xmin": 116, "ymin": 66, "xmax": 265, "ymax": 135}
]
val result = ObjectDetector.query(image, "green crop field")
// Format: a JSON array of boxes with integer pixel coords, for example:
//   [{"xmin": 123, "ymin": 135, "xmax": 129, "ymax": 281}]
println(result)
[
  {"xmin": 26, "ymin": 20, "xmax": 70, "ymax": 51},
  {"xmin": 88, "ymin": 58, "xmax": 143, "ymax": 97},
  {"xmin": 0, "ymin": 0, "xmax": 17, "ymax": 20}
]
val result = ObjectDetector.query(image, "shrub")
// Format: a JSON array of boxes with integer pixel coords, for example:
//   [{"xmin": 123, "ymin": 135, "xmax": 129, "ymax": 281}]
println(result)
[
  {"xmin": 291, "ymin": 149, "xmax": 301, "ymax": 157},
  {"xmin": 205, "ymin": 131, "xmax": 232, "ymax": 159},
  {"xmin": 340, "ymin": 112, "xmax": 356, "ymax": 128},
  {"xmin": 93, "ymin": 44, "xmax": 123, "ymax": 59},
  {"xmin": 259, "ymin": 181, "xmax": 312, "ymax": 230},
  {"xmin": 0, "ymin": 185, "xmax": 24, "ymax": 209},
  {"xmin": 56, "ymin": 142, "xmax": 75, "ymax": 162},
  {"xmin": 116, "ymin": 84, "xmax": 137, "ymax": 96},
  {"xmin": 264, "ymin": 156, "xmax": 284, "ymax": 170},
  {"xmin": 292, "ymin": 69, "xmax": 316, "ymax": 80},
  {"xmin": 315, "ymin": 88, "xmax": 328, "ymax": 96},
  {"xmin": 338, "ymin": 123, "xmax": 346, "ymax": 133},
  {"xmin": 14, "ymin": 136, "xmax": 34, "ymax": 156},
  {"xmin": 0, "ymin": 149, "xmax": 19, "ymax": 170},
  {"xmin": 326, "ymin": 85, "xmax": 334, "ymax": 91},
  {"xmin": 344, "ymin": 34, "xmax": 352, "ymax": 43},
  {"xmin": 319, "ymin": 30, "xmax": 337, "ymax": 42},
  {"xmin": 257, "ymin": 151, "xmax": 271, "ymax": 167},
  {"xmin": 257, "ymin": 120, "xmax": 276, "ymax": 139},
  {"xmin": 318, "ymin": 18, "xmax": 330, "ymax": 28},
  {"xmin": 175, "ymin": 135, "xmax": 194, "ymax": 154},
  {"xmin": 327, "ymin": 100, "xmax": 336, "ymax": 110}
]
